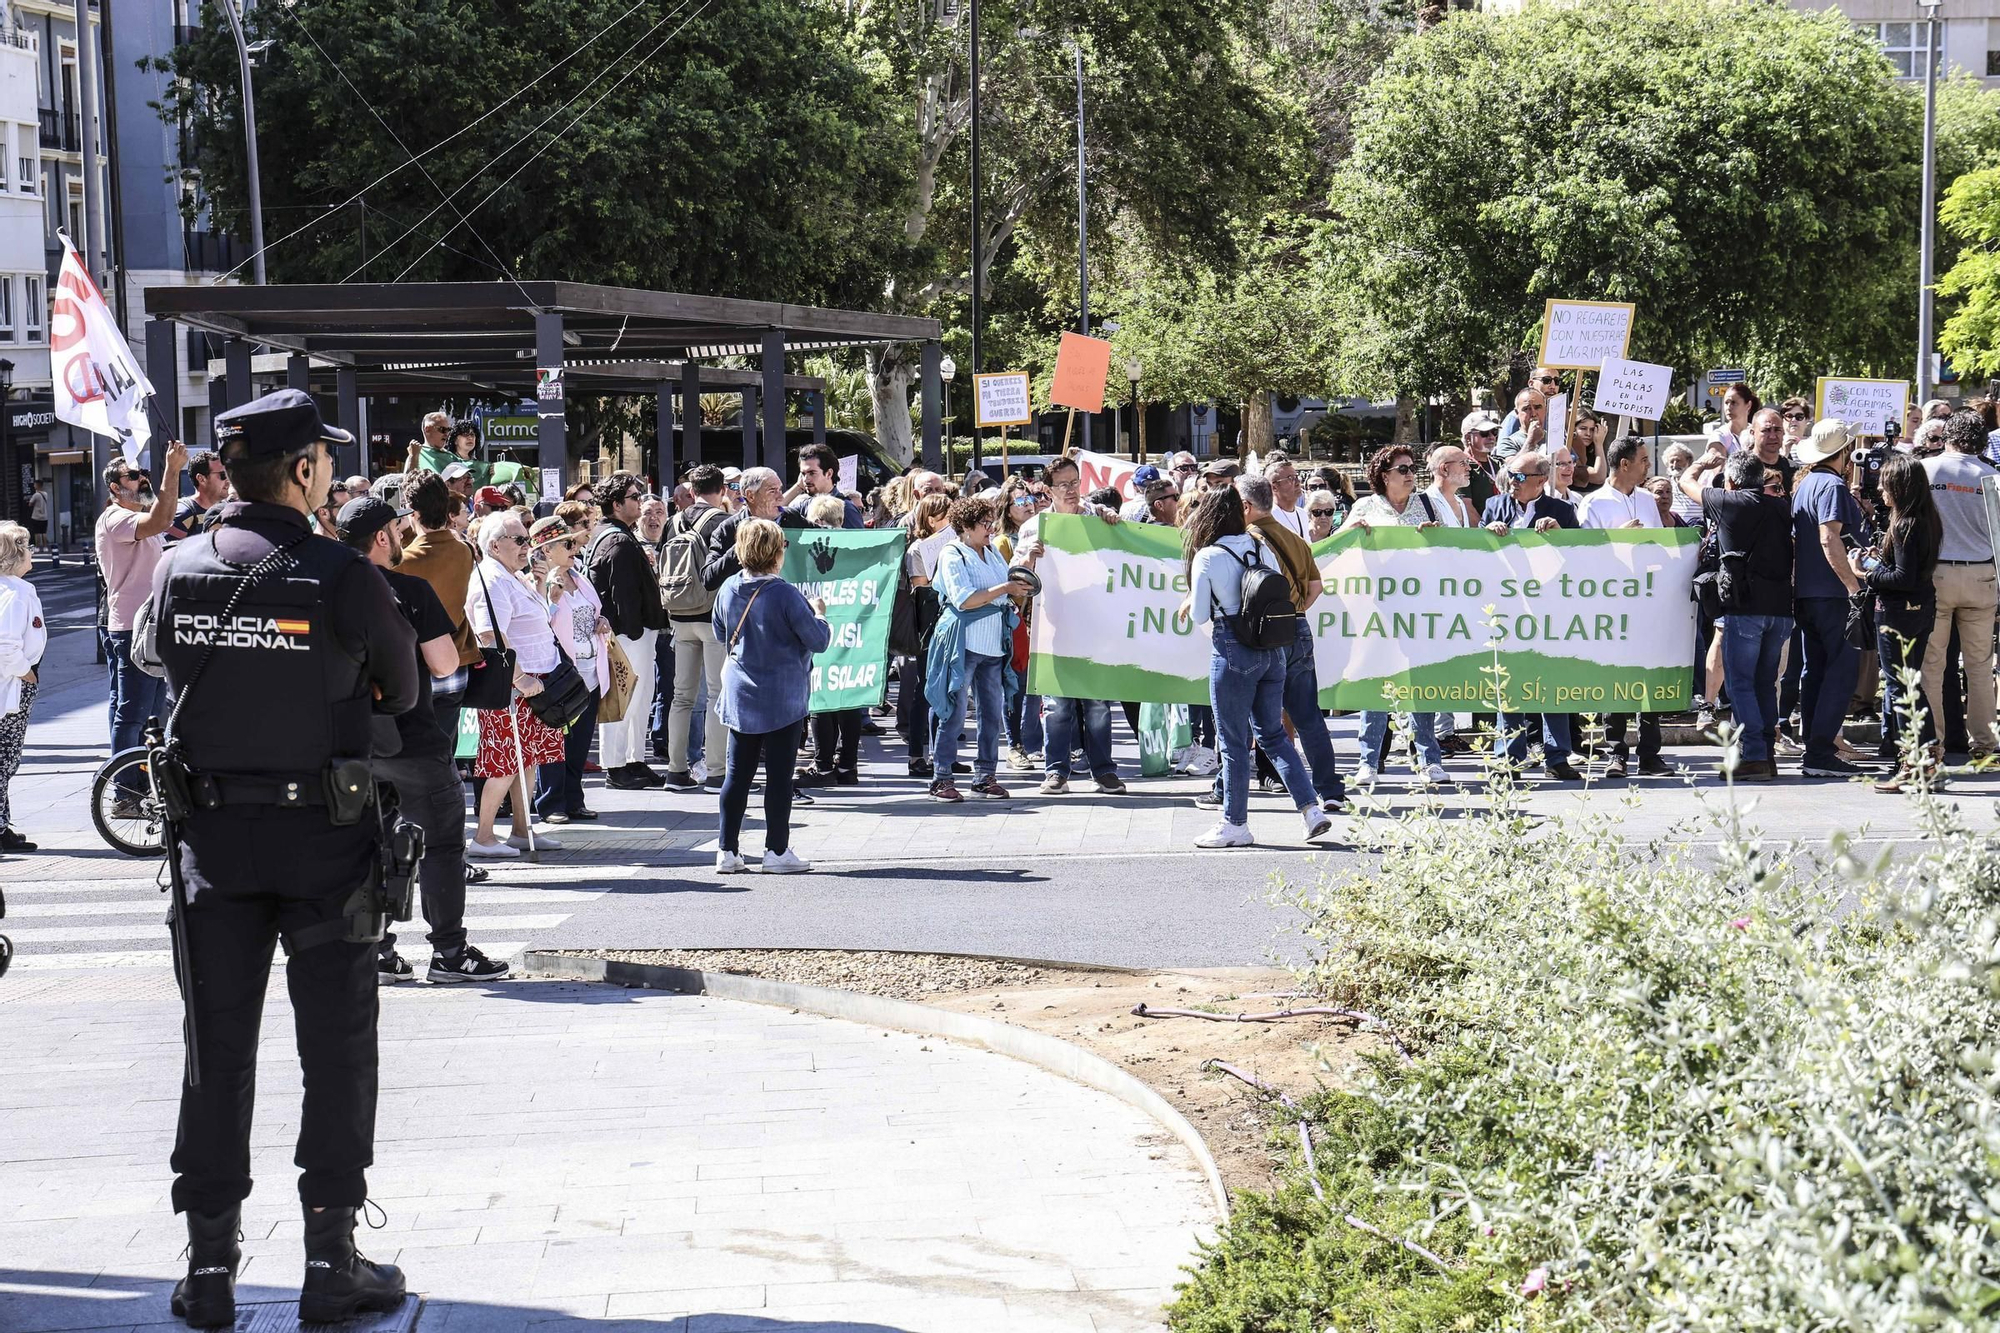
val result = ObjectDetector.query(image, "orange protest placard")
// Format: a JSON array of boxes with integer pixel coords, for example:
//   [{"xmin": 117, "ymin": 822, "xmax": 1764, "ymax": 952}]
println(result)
[{"xmin": 1049, "ymin": 332, "xmax": 1112, "ymax": 413}]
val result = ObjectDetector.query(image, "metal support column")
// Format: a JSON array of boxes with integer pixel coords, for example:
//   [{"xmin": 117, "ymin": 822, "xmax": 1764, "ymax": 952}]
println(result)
[
  {"xmin": 760, "ymin": 330, "xmax": 786, "ymax": 474},
  {"xmin": 656, "ymin": 381, "xmax": 675, "ymax": 490},
  {"xmin": 285, "ymin": 353, "xmax": 309, "ymax": 393},
  {"xmin": 680, "ymin": 361, "xmax": 702, "ymax": 470},
  {"xmin": 145, "ymin": 318, "xmax": 180, "ymax": 489},
  {"xmin": 810, "ymin": 391, "xmax": 826, "ymax": 448},
  {"xmin": 920, "ymin": 342, "xmax": 943, "ymax": 473},
  {"xmin": 535, "ymin": 311, "xmax": 566, "ymax": 499},
  {"xmin": 335, "ymin": 367, "xmax": 361, "ymax": 478},
  {"xmin": 740, "ymin": 389, "xmax": 759, "ymax": 469},
  {"xmin": 224, "ymin": 339, "xmax": 252, "ymax": 405}
]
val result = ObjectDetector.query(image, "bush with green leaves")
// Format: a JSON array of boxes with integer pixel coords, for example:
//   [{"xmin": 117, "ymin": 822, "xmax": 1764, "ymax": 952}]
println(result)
[{"xmin": 1171, "ymin": 734, "xmax": 2000, "ymax": 1330}]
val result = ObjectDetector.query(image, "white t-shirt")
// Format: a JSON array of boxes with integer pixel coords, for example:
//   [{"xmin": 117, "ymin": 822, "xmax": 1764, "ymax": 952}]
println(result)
[
  {"xmin": 465, "ymin": 557, "xmax": 559, "ymax": 674},
  {"xmin": 1419, "ymin": 486, "xmax": 1474, "ymax": 527},
  {"xmin": 1268, "ymin": 502, "xmax": 1311, "ymax": 540},
  {"xmin": 1581, "ymin": 484, "xmax": 1663, "ymax": 530}
]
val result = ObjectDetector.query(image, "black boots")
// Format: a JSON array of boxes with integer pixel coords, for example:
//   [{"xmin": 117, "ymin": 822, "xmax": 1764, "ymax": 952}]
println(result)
[
  {"xmin": 169, "ymin": 1207, "xmax": 240, "ymax": 1328},
  {"xmin": 299, "ymin": 1205, "xmax": 407, "ymax": 1324}
]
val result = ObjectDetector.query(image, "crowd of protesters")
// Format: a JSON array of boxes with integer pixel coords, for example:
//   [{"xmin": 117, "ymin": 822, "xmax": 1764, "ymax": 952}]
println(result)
[{"xmin": 20, "ymin": 381, "xmax": 1995, "ymax": 946}]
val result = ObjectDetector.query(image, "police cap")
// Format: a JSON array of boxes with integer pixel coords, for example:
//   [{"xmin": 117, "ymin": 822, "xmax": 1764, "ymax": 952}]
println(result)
[
  {"xmin": 335, "ymin": 495, "xmax": 409, "ymax": 545},
  {"xmin": 214, "ymin": 389, "xmax": 354, "ymax": 462}
]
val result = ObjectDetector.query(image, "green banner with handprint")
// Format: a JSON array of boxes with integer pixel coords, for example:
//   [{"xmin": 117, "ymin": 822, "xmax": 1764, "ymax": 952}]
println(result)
[{"xmin": 781, "ymin": 527, "xmax": 907, "ymax": 713}]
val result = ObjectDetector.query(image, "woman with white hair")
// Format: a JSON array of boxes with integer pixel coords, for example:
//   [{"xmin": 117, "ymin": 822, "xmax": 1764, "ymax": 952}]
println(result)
[
  {"xmin": 464, "ymin": 510, "xmax": 566, "ymax": 857},
  {"xmin": 0, "ymin": 521, "xmax": 43, "ymax": 850}
]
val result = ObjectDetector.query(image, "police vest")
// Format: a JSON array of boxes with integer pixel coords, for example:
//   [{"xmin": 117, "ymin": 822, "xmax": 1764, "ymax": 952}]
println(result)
[{"xmin": 156, "ymin": 528, "xmax": 375, "ymax": 778}]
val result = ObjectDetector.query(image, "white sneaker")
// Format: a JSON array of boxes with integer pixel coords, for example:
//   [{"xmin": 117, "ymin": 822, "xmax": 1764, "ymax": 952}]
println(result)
[
  {"xmin": 715, "ymin": 850, "xmax": 746, "ymax": 874},
  {"xmin": 690, "ymin": 758, "xmax": 709, "ymax": 784},
  {"xmin": 1695, "ymin": 709, "xmax": 1716, "ymax": 732},
  {"xmin": 760, "ymin": 847, "xmax": 812, "ymax": 874},
  {"xmin": 507, "ymin": 832, "xmax": 563, "ymax": 850},
  {"xmin": 1185, "ymin": 744, "xmax": 1220, "ymax": 776},
  {"xmin": 1423, "ymin": 764, "xmax": 1451, "ymax": 786},
  {"xmin": 1354, "ymin": 764, "xmax": 1377, "ymax": 788},
  {"xmin": 1301, "ymin": 805, "xmax": 1333, "ymax": 840},
  {"xmin": 1169, "ymin": 745, "xmax": 1192, "ymax": 771},
  {"xmin": 1194, "ymin": 821, "xmax": 1253, "ymax": 849},
  {"xmin": 467, "ymin": 839, "xmax": 519, "ymax": 859}
]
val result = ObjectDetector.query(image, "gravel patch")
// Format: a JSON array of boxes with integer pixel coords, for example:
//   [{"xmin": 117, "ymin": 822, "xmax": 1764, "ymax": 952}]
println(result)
[{"xmin": 558, "ymin": 947, "xmax": 1114, "ymax": 1002}]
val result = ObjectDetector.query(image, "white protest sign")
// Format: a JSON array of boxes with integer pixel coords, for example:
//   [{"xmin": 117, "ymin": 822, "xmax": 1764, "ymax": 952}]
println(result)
[
  {"xmin": 539, "ymin": 469, "xmax": 560, "ymax": 504},
  {"xmin": 1539, "ymin": 299, "xmax": 1636, "ymax": 371},
  {"xmin": 1075, "ymin": 448, "xmax": 1139, "ymax": 501},
  {"xmin": 975, "ymin": 371, "xmax": 1033, "ymax": 427},
  {"xmin": 1816, "ymin": 376, "xmax": 1908, "ymax": 439},
  {"xmin": 1592, "ymin": 357, "xmax": 1673, "ymax": 420},
  {"xmin": 1545, "ymin": 393, "xmax": 1568, "ymax": 453},
  {"xmin": 837, "ymin": 452, "xmax": 858, "ymax": 497}
]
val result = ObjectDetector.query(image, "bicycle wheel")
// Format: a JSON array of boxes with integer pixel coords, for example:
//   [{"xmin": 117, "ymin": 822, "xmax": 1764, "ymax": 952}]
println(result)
[{"xmin": 92, "ymin": 748, "xmax": 165, "ymax": 858}]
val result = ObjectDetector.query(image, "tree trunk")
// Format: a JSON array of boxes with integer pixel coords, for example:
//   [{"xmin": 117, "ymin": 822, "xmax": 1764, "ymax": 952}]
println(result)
[
  {"xmin": 1393, "ymin": 395, "xmax": 1420, "ymax": 445},
  {"xmin": 868, "ymin": 344, "xmax": 917, "ymax": 467},
  {"xmin": 1242, "ymin": 394, "xmax": 1273, "ymax": 460}
]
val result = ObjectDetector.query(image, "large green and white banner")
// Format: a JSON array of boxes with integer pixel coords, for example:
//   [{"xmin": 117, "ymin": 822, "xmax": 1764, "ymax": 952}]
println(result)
[
  {"xmin": 783, "ymin": 528, "xmax": 905, "ymax": 713},
  {"xmin": 1027, "ymin": 514, "xmax": 1700, "ymax": 713}
]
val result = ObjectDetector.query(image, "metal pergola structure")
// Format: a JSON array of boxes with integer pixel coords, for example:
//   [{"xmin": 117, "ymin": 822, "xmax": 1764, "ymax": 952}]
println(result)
[{"xmin": 141, "ymin": 281, "xmax": 947, "ymax": 490}]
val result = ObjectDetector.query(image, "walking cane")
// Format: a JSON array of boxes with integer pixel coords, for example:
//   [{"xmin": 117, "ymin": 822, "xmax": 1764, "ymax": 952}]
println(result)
[{"xmin": 509, "ymin": 697, "xmax": 538, "ymax": 864}]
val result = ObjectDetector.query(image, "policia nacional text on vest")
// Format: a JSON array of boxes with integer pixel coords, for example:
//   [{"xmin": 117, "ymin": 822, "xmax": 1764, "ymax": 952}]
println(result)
[{"xmin": 138, "ymin": 389, "xmax": 422, "ymax": 1328}]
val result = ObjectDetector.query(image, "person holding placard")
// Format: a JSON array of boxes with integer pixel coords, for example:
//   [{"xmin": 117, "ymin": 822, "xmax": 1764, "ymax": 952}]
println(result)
[{"xmin": 1497, "ymin": 367, "xmax": 1561, "ymax": 440}]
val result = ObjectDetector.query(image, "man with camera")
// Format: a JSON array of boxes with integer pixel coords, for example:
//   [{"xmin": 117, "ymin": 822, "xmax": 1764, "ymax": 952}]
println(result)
[
  {"xmin": 1790, "ymin": 419, "xmax": 1869, "ymax": 778},
  {"xmin": 143, "ymin": 390, "xmax": 416, "ymax": 1328},
  {"xmin": 1921, "ymin": 411, "xmax": 1999, "ymax": 757}
]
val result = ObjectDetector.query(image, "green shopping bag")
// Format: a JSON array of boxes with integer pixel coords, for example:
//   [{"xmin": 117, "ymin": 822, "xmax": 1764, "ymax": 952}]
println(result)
[
  {"xmin": 456, "ymin": 707, "xmax": 480, "ymax": 760},
  {"xmin": 1138, "ymin": 701, "xmax": 1185, "ymax": 777}
]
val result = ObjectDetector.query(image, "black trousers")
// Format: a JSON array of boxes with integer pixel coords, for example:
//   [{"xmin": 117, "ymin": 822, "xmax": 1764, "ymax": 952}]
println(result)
[
  {"xmin": 374, "ymin": 754, "xmax": 469, "ymax": 956},
  {"xmin": 1600, "ymin": 713, "xmax": 1661, "ymax": 762},
  {"xmin": 719, "ymin": 719, "xmax": 805, "ymax": 855},
  {"xmin": 170, "ymin": 809, "xmax": 379, "ymax": 1215},
  {"xmin": 808, "ymin": 708, "xmax": 861, "ymax": 776}
]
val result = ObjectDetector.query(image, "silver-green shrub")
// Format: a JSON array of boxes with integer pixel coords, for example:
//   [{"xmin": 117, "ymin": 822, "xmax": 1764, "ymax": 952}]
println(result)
[{"xmin": 1273, "ymin": 725, "xmax": 2000, "ymax": 1330}]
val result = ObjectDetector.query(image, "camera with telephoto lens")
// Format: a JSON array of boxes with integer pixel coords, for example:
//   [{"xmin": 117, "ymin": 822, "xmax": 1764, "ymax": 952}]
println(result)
[{"xmin": 1854, "ymin": 421, "xmax": 1894, "ymax": 506}]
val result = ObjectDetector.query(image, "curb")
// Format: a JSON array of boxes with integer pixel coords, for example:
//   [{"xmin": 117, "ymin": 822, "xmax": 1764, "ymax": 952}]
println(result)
[{"xmin": 521, "ymin": 950, "xmax": 1231, "ymax": 1220}]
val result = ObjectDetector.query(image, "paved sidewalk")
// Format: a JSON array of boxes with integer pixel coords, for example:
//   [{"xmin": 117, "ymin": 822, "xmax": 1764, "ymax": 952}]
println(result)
[{"xmin": 0, "ymin": 975, "xmax": 1214, "ymax": 1333}]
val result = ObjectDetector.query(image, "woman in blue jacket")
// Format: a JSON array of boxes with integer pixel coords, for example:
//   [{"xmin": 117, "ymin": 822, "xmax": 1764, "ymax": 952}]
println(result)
[{"xmin": 710, "ymin": 518, "xmax": 832, "ymax": 874}]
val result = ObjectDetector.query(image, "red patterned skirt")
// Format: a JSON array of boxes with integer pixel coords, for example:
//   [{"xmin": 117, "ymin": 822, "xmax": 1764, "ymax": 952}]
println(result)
[{"xmin": 475, "ymin": 696, "xmax": 568, "ymax": 778}]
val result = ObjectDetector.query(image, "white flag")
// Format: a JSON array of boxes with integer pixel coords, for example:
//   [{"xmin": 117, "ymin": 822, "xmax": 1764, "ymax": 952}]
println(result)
[{"xmin": 51, "ymin": 236, "xmax": 154, "ymax": 464}]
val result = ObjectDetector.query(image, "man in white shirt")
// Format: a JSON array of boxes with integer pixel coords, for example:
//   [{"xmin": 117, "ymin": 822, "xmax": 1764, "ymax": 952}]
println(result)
[
  {"xmin": 1260, "ymin": 451, "xmax": 1311, "ymax": 538},
  {"xmin": 1922, "ymin": 411, "xmax": 2000, "ymax": 755},
  {"xmin": 1580, "ymin": 437, "xmax": 1661, "ymax": 530}
]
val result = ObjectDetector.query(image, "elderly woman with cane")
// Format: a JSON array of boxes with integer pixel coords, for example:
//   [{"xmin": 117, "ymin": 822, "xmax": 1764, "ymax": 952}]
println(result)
[{"xmin": 465, "ymin": 510, "xmax": 566, "ymax": 858}]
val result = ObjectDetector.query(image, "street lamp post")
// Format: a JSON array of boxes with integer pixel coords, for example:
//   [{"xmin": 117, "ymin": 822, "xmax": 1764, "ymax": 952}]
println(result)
[
  {"xmin": 1918, "ymin": 0, "xmax": 1943, "ymax": 400},
  {"xmin": 940, "ymin": 355, "xmax": 957, "ymax": 470},
  {"xmin": 968, "ymin": 0, "xmax": 984, "ymax": 473},
  {"xmin": 1070, "ymin": 41, "xmax": 1091, "ymax": 454},
  {"xmin": 1125, "ymin": 356, "xmax": 1141, "ymax": 461},
  {"xmin": 215, "ymin": 0, "xmax": 267, "ymax": 284}
]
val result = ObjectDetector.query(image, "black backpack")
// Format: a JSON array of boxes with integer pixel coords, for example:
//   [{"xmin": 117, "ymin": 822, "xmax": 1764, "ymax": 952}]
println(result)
[{"xmin": 1218, "ymin": 542, "xmax": 1298, "ymax": 649}]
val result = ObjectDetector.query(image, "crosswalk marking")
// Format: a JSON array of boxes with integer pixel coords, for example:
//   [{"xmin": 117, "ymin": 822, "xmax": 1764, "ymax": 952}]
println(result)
[
  {"xmin": 7, "ymin": 942, "xmax": 531, "ymax": 972},
  {"xmin": 3, "ymin": 914, "xmax": 572, "ymax": 943},
  {"xmin": 7, "ymin": 889, "xmax": 607, "ymax": 917}
]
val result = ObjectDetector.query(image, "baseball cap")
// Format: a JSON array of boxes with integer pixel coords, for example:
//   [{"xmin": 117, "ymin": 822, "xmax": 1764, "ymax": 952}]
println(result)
[
  {"xmin": 475, "ymin": 485, "xmax": 512, "ymax": 511},
  {"xmin": 335, "ymin": 495, "xmax": 408, "ymax": 544},
  {"xmin": 214, "ymin": 388, "xmax": 354, "ymax": 461},
  {"xmin": 1131, "ymin": 464, "xmax": 1162, "ymax": 488},
  {"xmin": 722, "ymin": 466, "xmax": 743, "ymax": 484},
  {"xmin": 1460, "ymin": 410, "xmax": 1502, "ymax": 436},
  {"xmin": 1200, "ymin": 457, "xmax": 1241, "ymax": 478},
  {"xmin": 439, "ymin": 461, "xmax": 473, "ymax": 482}
]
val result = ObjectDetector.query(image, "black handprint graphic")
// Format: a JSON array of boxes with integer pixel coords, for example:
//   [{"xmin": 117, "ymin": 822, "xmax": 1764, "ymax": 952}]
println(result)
[{"xmin": 808, "ymin": 538, "xmax": 837, "ymax": 575}]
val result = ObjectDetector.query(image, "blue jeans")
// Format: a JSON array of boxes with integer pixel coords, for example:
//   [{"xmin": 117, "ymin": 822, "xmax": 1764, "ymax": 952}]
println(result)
[
  {"xmin": 1283, "ymin": 621, "xmax": 1344, "ymax": 804},
  {"xmin": 1358, "ymin": 710, "xmax": 1441, "ymax": 771},
  {"xmin": 1042, "ymin": 694, "xmax": 1115, "ymax": 780},
  {"xmin": 106, "ymin": 629, "xmax": 164, "ymax": 793},
  {"xmin": 1721, "ymin": 614, "xmax": 1792, "ymax": 763},
  {"xmin": 1210, "ymin": 619, "xmax": 1316, "ymax": 827},
  {"xmin": 935, "ymin": 651, "xmax": 1005, "ymax": 783},
  {"xmin": 1796, "ymin": 596, "xmax": 1861, "ymax": 765},
  {"xmin": 1002, "ymin": 664, "xmax": 1043, "ymax": 754},
  {"xmin": 649, "ymin": 632, "xmax": 675, "ymax": 757},
  {"xmin": 1501, "ymin": 711, "xmax": 1572, "ymax": 768}
]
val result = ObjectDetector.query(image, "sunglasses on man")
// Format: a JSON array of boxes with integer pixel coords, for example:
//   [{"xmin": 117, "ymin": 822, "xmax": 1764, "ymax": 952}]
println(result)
[{"xmin": 1507, "ymin": 470, "xmax": 1545, "ymax": 483}]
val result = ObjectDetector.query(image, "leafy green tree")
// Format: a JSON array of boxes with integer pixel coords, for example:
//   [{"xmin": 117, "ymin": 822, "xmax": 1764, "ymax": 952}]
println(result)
[
  {"xmin": 158, "ymin": 0, "xmax": 911, "ymax": 308},
  {"xmin": 1322, "ymin": 0, "xmax": 1921, "ymax": 401}
]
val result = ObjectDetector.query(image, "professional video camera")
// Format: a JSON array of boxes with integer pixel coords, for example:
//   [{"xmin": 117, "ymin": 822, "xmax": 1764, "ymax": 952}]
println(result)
[{"xmin": 1853, "ymin": 420, "xmax": 1895, "ymax": 507}]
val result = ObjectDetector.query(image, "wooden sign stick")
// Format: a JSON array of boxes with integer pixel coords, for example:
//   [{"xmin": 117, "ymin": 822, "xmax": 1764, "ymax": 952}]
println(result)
[{"xmin": 1059, "ymin": 407, "xmax": 1077, "ymax": 458}]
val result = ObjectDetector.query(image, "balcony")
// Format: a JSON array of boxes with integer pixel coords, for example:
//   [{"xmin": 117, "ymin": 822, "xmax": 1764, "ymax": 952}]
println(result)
[
  {"xmin": 36, "ymin": 107, "xmax": 77, "ymax": 153},
  {"xmin": 182, "ymin": 229, "xmax": 241, "ymax": 275}
]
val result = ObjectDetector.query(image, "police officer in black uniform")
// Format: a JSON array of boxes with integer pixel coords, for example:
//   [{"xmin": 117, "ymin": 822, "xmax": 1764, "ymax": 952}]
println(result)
[{"xmin": 142, "ymin": 389, "xmax": 418, "ymax": 1328}]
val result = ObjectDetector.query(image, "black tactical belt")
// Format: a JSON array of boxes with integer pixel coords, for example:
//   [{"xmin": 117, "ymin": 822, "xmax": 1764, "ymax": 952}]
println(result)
[{"xmin": 199, "ymin": 774, "xmax": 328, "ymax": 808}]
